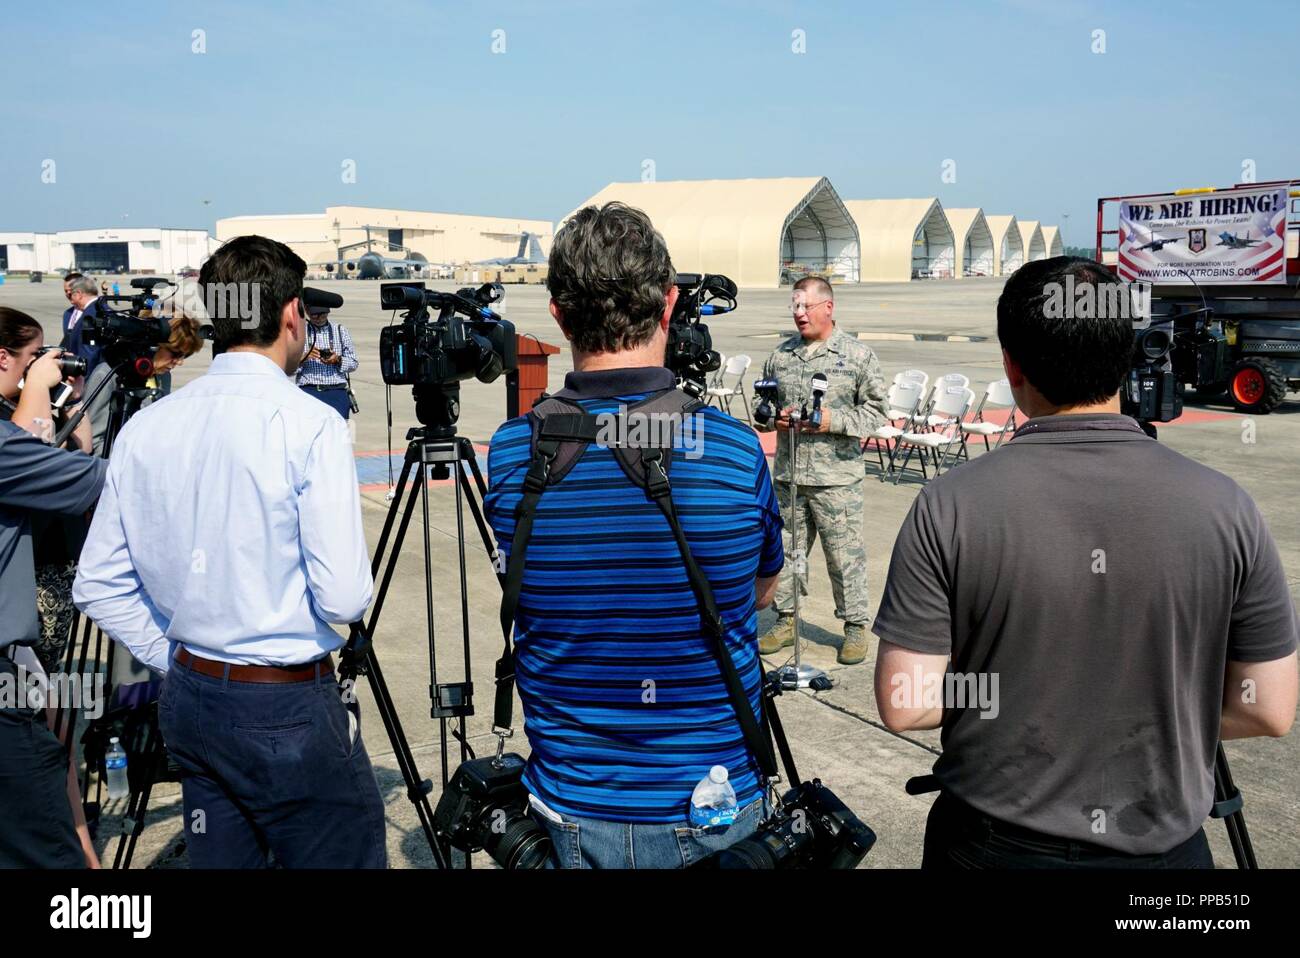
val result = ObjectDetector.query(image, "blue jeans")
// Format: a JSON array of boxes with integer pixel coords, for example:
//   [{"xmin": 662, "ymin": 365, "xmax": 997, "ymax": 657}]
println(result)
[
  {"xmin": 530, "ymin": 795, "xmax": 766, "ymax": 869},
  {"xmin": 158, "ymin": 655, "xmax": 386, "ymax": 868}
]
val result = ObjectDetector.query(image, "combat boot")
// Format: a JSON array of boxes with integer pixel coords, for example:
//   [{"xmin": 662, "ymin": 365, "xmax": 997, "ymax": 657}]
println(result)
[
  {"xmin": 838, "ymin": 623, "xmax": 870, "ymax": 665},
  {"xmin": 758, "ymin": 615, "xmax": 796, "ymax": 655}
]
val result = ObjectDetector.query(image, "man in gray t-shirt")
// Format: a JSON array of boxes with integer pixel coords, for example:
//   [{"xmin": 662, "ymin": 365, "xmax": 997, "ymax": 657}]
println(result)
[{"xmin": 873, "ymin": 257, "xmax": 1298, "ymax": 867}]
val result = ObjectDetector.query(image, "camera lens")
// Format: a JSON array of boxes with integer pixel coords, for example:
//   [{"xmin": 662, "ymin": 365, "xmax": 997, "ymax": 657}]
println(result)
[
  {"xmin": 704, "ymin": 819, "xmax": 807, "ymax": 869},
  {"xmin": 480, "ymin": 810, "xmax": 552, "ymax": 869}
]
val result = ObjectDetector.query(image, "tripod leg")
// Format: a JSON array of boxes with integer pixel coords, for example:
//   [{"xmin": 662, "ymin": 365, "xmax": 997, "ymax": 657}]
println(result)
[{"xmin": 1214, "ymin": 743, "xmax": 1257, "ymax": 869}]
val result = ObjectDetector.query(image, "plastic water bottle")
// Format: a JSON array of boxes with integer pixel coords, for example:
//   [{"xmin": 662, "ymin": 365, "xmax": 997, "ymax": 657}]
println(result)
[
  {"xmin": 689, "ymin": 765, "xmax": 738, "ymax": 830},
  {"xmin": 105, "ymin": 737, "xmax": 129, "ymax": 800}
]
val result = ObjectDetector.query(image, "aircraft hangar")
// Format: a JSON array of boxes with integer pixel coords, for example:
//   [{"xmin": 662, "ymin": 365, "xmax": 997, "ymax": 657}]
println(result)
[
  {"xmin": 985, "ymin": 215, "xmax": 1025, "ymax": 276},
  {"xmin": 943, "ymin": 207, "xmax": 995, "ymax": 278},
  {"xmin": 847, "ymin": 198, "xmax": 956, "ymax": 282},
  {"xmin": 214, "ymin": 206, "xmax": 554, "ymax": 279},
  {"xmin": 569, "ymin": 177, "xmax": 862, "ymax": 288},
  {"xmin": 1018, "ymin": 219, "xmax": 1047, "ymax": 263}
]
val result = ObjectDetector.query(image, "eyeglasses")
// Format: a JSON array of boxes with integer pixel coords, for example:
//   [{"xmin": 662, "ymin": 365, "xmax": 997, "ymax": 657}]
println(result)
[{"xmin": 789, "ymin": 300, "xmax": 830, "ymax": 314}]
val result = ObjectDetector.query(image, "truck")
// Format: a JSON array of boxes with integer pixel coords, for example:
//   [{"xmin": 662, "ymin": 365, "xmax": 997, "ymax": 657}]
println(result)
[{"xmin": 1097, "ymin": 179, "xmax": 1300, "ymax": 414}]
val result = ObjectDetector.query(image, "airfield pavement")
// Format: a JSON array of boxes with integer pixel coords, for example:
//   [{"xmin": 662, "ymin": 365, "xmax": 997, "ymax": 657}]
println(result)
[{"xmin": 2, "ymin": 273, "xmax": 1297, "ymax": 869}]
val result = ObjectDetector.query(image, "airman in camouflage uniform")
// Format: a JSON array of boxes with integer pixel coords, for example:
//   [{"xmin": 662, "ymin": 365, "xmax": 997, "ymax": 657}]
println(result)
[{"xmin": 754, "ymin": 278, "xmax": 889, "ymax": 664}]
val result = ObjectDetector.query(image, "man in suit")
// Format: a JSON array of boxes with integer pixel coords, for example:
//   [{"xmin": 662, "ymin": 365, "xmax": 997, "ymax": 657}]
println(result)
[{"xmin": 61, "ymin": 273, "xmax": 103, "ymax": 374}]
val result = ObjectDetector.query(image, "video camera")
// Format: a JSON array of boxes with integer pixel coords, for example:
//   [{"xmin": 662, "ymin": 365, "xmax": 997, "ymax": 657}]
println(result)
[
  {"xmin": 1122, "ymin": 304, "xmax": 1221, "ymax": 427},
  {"xmin": 83, "ymin": 277, "xmax": 175, "ymax": 387},
  {"xmin": 666, "ymin": 273, "xmax": 736, "ymax": 395},
  {"xmin": 378, "ymin": 281, "xmax": 517, "ymax": 432}
]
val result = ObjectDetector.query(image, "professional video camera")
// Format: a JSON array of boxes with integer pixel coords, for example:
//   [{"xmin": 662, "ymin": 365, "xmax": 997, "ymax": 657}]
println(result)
[
  {"xmin": 378, "ymin": 281, "xmax": 517, "ymax": 433},
  {"xmin": 666, "ymin": 273, "xmax": 736, "ymax": 395},
  {"xmin": 431, "ymin": 752, "xmax": 552, "ymax": 869},
  {"xmin": 693, "ymin": 778, "xmax": 877, "ymax": 869},
  {"xmin": 83, "ymin": 277, "xmax": 174, "ymax": 386}
]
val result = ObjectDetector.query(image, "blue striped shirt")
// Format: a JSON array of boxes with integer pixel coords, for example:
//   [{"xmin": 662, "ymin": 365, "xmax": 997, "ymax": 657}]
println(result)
[
  {"xmin": 296, "ymin": 318, "xmax": 358, "ymax": 387},
  {"xmin": 485, "ymin": 366, "xmax": 784, "ymax": 824}
]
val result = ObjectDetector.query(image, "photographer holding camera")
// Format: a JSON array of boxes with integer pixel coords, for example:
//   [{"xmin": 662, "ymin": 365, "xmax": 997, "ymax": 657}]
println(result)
[
  {"xmin": 295, "ymin": 294, "xmax": 358, "ymax": 420},
  {"xmin": 0, "ymin": 309, "xmax": 106, "ymax": 867},
  {"xmin": 73, "ymin": 235, "xmax": 386, "ymax": 869},
  {"xmin": 484, "ymin": 202, "xmax": 785, "ymax": 868},
  {"xmin": 872, "ymin": 256, "xmax": 1298, "ymax": 868}
]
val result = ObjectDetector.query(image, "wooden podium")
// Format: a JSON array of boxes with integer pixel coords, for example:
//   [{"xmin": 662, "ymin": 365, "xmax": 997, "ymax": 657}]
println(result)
[{"xmin": 506, "ymin": 335, "xmax": 561, "ymax": 418}]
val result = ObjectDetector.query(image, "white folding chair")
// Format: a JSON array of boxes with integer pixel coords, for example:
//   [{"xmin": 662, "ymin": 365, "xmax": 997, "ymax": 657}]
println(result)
[
  {"xmin": 923, "ymin": 373, "xmax": 971, "ymax": 428},
  {"xmin": 865, "ymin": 380, "xmax": 924, "ymax": 479},
  {"xmin": 892, "ymin": 368, "xmax": 930, "ymax": 396},
  {"xmin": 704, "ymin": 354, "xmax": 752, "ymax": 420},
  {"xmin": 708, "ymin": 354, "xmax": 728, "ymax": 391},
  {"xmin": 959, "ymin": 379, "xmax": 1018, "ymax": 460},
  {"xmin": 893, "ymin": 385, "xmax": 974, "ymax": 484}
]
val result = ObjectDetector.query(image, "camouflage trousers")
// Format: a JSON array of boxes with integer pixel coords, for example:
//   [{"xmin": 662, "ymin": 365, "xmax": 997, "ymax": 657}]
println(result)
[{"xmin": 773, "ymin": 480, "xmax": 870, "ymax": 625}]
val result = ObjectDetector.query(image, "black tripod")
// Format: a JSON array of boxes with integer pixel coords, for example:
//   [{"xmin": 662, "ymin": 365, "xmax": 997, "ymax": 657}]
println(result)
[
  {"xmin": 337, "ymin": 384, "xmax": 503, "ymax": 869},
  {"xmin": 53, "ymin": 367, "xmax": 169, "ymax": 869}
]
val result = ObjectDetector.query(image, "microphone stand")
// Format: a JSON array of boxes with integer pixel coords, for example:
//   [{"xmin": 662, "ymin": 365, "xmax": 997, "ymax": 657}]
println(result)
[{"xmin": 777, "ymin": 403, "xmax": 831, "ymax": 691}]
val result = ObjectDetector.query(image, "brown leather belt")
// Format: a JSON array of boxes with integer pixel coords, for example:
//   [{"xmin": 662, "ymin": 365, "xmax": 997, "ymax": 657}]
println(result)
[{"xmin": 174, "ymin": 648, "xmax": 334, "ymax": 684}]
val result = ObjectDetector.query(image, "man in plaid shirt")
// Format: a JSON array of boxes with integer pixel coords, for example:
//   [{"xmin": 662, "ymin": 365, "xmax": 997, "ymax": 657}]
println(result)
[{"xmin": 296, "ymin": 298, "xmax": 358, "ymax": 419}]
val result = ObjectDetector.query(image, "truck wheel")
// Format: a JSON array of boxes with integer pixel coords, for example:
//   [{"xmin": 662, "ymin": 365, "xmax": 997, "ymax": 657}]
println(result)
[{"xmin": 1229, "ymin": 358, "xmax": 1287, "ymax": 414}]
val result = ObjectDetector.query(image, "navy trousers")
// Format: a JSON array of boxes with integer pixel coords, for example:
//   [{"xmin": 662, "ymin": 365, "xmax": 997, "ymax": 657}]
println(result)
[
  {"xmin": 298, "ymin": 384, "xmax": 351, "ymax": 419},
  {"xmin": 0, "ymin": 658, "xmax": 81, "ymax": 868},
  {"xmin": 158, "ymin": 656, "xmax": 387, "ymax": 868}
]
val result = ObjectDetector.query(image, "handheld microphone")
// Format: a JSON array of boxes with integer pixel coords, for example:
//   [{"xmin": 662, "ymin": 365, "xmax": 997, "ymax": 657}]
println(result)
[{"xmin": 808, "ymin": 373, "xmax": 828, "ymax": 427}]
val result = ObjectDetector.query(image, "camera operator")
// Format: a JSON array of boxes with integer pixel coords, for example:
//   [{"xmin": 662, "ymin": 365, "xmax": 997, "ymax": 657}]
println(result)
[
  {"xmin": 295, "ymin": 295, "xmax": 358, "ymax": 420},
  {"xmin": 0, "ymin": 317, "xmax": 106, "ymax": 866},
  {"xmin": 60, "ymin": 273, "xmax": 104, "ymax": 374},
  {"xmin": 872, "ymin": 256, "xmax": 1299, "ymax": 868},
  {"xmin": 0, "ymin": 308, "xmax": 93, "ymax": 672},
  {"xmin": 484, "ymin": 202, "xmax": 785, "ymax": 868},
  {"xmin": 81, "ymin": 314, "xmax": 204, "ymax": 456},
  {"xmin": 73, "ymin": 235, "xmax": 385, "ymax": 869},
  {"xmin": 754, "ymin": 277, "xmax": 889, "ymax": 665}
]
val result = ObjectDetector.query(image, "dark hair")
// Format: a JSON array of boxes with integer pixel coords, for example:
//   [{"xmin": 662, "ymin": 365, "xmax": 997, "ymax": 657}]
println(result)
[
  {"xmin": 199, "ymin": 235, "xmax": 305, "ymax": 350},
  {"xmin": 546, "ymin": 202, "xmax": 674, "ymax": 354},
  {"xmin": 793, "ymin": 275, "xmax": 834, "ymax": 302},
  {"xmin": 64, "ymin": 272, "xmax": 83, "ymax": 283},
  {"xmin": 0, "ymin": 307, "xmax": 44, "ymax": 353},
  {"xmin": 997, "ymin": 256, "xmax": 1134, "ymax": 407}
]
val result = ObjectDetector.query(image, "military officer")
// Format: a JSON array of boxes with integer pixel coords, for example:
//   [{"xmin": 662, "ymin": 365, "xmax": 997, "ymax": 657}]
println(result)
[{"xmin": 754, "ymin": 276, "xmax": 889, "ymax": 665}]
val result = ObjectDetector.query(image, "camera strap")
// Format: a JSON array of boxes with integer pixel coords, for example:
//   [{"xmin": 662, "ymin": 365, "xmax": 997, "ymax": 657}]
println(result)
[{"xmin": 494, "ymin": 389, "xmax": 781, "ymax": 783}]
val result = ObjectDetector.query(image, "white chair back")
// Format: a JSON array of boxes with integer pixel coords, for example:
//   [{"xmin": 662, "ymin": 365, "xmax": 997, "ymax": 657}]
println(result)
[
  {"xmin": 886, "ymin": 381, "xmax": 924, "ymax": 420},
  {"xmin": 931, "ymin": 385, "xmax": 974, "ymax": 431},
  {"xmin": 936, "ymin": 372, "xmax": 970, "ymax": 391},
  {"xmin": 896, "ymin": 369, "xmax": 929, "ymax": 390},
  {"xmin": 723, "ymin": 354, "xmax": 751, "ymax": 377},
  {"xmin": 985, "ymin": 378, "xmax": 1015, "ymax": 407}
]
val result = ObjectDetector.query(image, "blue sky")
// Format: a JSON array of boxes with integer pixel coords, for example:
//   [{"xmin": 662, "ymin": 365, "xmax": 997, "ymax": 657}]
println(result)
[{"xmin": 1, "ymin": 0, "xmax": 1293, "ymax": 247}]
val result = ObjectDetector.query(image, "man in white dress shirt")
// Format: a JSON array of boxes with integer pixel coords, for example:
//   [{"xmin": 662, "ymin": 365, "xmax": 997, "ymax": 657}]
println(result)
[{"xmin": 74, "ymin": 235, "xmax": 386, "ymax": 868}]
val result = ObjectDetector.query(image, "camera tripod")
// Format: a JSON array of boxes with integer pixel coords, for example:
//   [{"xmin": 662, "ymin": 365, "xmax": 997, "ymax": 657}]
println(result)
[
  {"xmin": 336, "ymin": 399, "xmax": 503, "ymax": 870},
  {"xmin": 53, "ymin": 364, "xmax": 169, "ymax": 869}
]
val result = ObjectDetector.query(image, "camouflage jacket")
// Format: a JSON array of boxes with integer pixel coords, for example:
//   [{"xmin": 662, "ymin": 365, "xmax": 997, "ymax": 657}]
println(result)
[{"xmin": 756, "ymin": 326, "xmax": 889, "ymax": 486}]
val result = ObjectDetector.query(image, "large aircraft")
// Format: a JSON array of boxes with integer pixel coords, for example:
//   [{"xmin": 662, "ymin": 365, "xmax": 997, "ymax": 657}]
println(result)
[
  {"xmin": 1216, "ymin": 230, "xmax": 1261, "ymax": 249},
  {"xmin": 311, "ymin": 225, "xmax": 449, "ymax": 280},
  {"xmin": 473, "ymin": 232, "xmax": 546, "ymax": 266}
]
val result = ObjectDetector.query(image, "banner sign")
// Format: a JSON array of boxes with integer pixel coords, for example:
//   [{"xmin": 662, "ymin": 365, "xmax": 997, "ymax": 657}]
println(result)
[{"xmin": 1118, "ymin": 186, "xmax": 1288, "ymax": 284}]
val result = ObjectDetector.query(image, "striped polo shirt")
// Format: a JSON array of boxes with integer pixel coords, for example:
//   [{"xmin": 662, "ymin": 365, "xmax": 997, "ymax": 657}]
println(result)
[{"xmin": 485, "ymin": 365, "xmax": 784, "ymax": 824}]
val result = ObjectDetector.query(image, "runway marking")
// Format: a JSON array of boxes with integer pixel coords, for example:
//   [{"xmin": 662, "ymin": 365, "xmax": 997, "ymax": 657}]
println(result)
[{"xmin": 856, "ymin": 331, "xmax": 990, "ymax": 343}]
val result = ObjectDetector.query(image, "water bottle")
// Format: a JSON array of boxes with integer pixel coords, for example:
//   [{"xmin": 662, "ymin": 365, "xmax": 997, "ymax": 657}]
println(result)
[
  {"xmin": 105, "ymin": 737, "xmax": 129, "ymax": 800},
  {"xmin": 689, "ymin": 765, "xmax": 738, "ymax": 830}
]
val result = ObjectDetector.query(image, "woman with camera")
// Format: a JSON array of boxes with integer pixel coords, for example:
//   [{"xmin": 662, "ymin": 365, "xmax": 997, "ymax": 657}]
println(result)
[{"xmin": 0, "ymin": 306, "xmax": 105, "ymax": 868}]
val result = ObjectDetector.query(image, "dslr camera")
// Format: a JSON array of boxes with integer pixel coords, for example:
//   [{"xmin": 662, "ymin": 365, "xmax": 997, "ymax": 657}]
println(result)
[
  {"xmin": 378, "ymin": 281, "xmax": 517, "ymax": 432},
  {"xmin": 431, "ymin": 752, "xmax": 552, "ymax": 869},
  {"xmin": 693, "ymin": 778, "xmax": 877, "ymax": 870},
  {"xmin": 666, "ymin": 273, "xmax": 736, "ymax": 395}
]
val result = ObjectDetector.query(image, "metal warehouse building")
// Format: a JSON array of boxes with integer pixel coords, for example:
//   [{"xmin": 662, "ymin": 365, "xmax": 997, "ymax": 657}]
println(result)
[
  {"xmin": 984, "ymin": 215, "xmax": 1025, "ymax": 276},
  {"xmin": 215, "ymin": 206, "xmax": 554, "ymax": 276},
  {"xmin": 1018, "ymin": 219, "xmax": 1046, "ymax": 263},
  {"xmin": 0, "ymin": 228, "xmax": 212, "ymax": 274},
  {"xmin": 847, "ymin": 198, "xmax": 955, "ymax": 281},
  {"xmin": 570, "ymin": 177, "xmax": 861, "ymax": 288},
  {"xmin": 944, "ymin": 207, "xmax": 995, "ymax": 278}
]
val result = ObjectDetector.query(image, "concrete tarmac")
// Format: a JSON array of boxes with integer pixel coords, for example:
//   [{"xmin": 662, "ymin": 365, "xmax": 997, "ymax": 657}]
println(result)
[{"xmin": 3, "ymin": 274, "xmax": 1296, "ymax": 868}]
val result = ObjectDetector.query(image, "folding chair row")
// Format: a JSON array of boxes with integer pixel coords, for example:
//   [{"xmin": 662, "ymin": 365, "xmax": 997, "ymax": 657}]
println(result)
[{"xmin": 705, "ymin": 353, "xmax": 752, "ymax": 422}]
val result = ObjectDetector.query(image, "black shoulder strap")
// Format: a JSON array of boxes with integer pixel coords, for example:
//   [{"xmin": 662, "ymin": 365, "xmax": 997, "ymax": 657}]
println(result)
[{"xmin": 493, "ymin": 388, "xmax": 781, "ymax": 783}]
